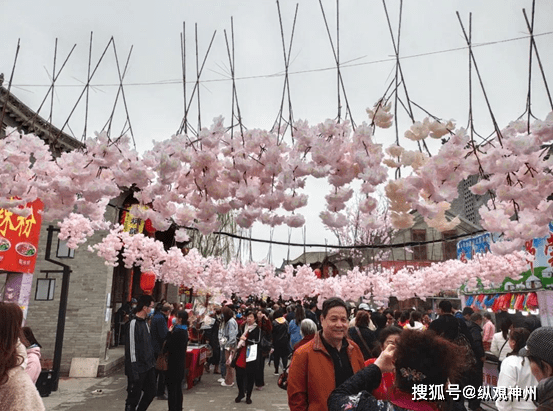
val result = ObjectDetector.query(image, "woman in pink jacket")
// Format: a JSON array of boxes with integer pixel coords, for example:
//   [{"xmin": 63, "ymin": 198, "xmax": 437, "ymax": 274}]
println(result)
[
  {"xmin": 22, "ymin": 327, "xmax": 42, "ymax": 384},
  {"xmin": 0, "ymin": 302, "xmax": 44, "ymax": 411}
]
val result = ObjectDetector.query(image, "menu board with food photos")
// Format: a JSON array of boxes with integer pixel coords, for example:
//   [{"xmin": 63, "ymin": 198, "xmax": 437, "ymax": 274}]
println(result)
[{"xmin": 0, "ymin": 199, "xmax": 43, "ymax": 274}]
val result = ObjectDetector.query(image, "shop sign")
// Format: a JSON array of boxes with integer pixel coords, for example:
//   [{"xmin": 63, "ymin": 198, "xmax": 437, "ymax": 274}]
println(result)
[
  {"xmin": 458, "ymin": 224, "xmax": 553, "ymax": 292},
  {"xmin": 0, "ymin": 199, "xmax": 43, "ymax": 274},
  {"xmin": 483, "ymin": 361, "xmax": 498, "ymax": 387},
  {"xmin": 456, "ymin": 233, "xmax": 492, "ymax": 262},
  {"xmin": 120, "ymin": 205, "xmax": 147, "ymax": 235}
]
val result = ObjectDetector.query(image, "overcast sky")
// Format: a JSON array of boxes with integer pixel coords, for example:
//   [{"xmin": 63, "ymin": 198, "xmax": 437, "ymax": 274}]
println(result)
[{"xmin": 2, "ymin": 0, "xmax": 553, "ymax": 265}]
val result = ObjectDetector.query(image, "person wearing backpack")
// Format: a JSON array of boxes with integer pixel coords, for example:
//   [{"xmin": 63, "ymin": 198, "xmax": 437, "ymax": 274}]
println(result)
[
  {"xmin": 272, "ymin": 310, "xmax": 291, "ymax": 375},
  {"xmin": 465, "ymin": 312, "xmax": 486, "ymax": 411},
  {"xmin": 428, "ymin": 300, "xmax": 478, "ymax": 411}
]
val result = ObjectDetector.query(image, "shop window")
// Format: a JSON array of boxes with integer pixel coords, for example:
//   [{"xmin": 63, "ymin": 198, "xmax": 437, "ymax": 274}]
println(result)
[
  {"xmin": 443, "ymin": 230, "xmax": 457, "ymax": 260},
  {"xmin": 412, "ymin": 229, "xmax": 427, "ymax": 261}
]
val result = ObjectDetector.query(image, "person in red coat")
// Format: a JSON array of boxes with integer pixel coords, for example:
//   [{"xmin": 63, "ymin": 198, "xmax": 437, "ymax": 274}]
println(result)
[
  {"xmin": 287, "ymin": 297, "xmax": 365, "ymax": 411},
  {"xmin": 328, "ymin": 329, "xmax": 465, "ymax": 411},
  {"xmin": 364, "ymin": 326, "xmax": 403, "ymax": 400}
]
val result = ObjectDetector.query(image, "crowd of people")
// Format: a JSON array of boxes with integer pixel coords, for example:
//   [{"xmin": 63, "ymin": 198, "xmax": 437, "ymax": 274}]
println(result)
[
  {"xmin": 3, "ymin": 296, "xmax": 553, "ymax": 411},
  {"xmin": 286, "ymin": 298, "xmax": 551, "ymax": 411},
  {"xmin": 117, "ymin": 294, "xmax": 553, "ymax": 411}
]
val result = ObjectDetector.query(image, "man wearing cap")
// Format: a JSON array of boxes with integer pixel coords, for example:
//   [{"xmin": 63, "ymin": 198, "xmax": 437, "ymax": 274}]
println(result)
[
  {"xmin": 525, "ymin": 327, "xmax": 553, "ymax": 411},
  {"xmin": 349, "ymin": 303, "xmax": 376, "ymax": 330}
]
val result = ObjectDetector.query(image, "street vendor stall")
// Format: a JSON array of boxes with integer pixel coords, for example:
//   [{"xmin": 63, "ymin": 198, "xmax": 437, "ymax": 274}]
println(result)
[
  {"xmin": 185, "ymin": 344, "xmax": 209, "ymax": 389},
  {"xmin": 458, "ymin": 230, "xmax": 553, "ymax": 388},
  {"xmin": 461, "ymin": 290, "xmax": 542, "ymax": 388}
]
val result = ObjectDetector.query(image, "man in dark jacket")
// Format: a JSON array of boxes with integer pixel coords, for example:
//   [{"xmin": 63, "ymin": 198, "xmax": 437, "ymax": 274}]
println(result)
[
  {"xmin": 124, "ymin": 294, "xmax": 156, "ymax": 411},
  {"xmin": 428, "ymin": 300, "xmax": 478, "ymax": 411},
  {"xmin": 305, "ymin": 302, "xmax": 320, "ymax": 330},
  {"xmin": 466, "ymin": 312, "xmax": 486, "ymax": 411},
  {"xmin": 272, "ymin": 310, "xmax": 290, "ymax": 375},
  {"xmin": 165, "ymin": 310, "xmax": 189, "ymax": 411},
  {"xmin": 429, "ymin": 301, "xmax": 473, "ymax": 343},
  {"xmin": 150, "ymin": 303, "xmax": 171, "ymax": 399}
]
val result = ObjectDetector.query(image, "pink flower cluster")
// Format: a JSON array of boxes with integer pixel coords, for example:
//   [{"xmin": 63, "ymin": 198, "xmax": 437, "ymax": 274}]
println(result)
[
  {"xmin": 1, "ymin": 108, "xmax": 551, "ymax": 299},
  {"xmin": 90, "ymin": 228, "xmax": 529, "ymax": 303},
  {"xmin": 384, "ymin": 112, "xmax": 553, "ymax": 254},
  {"xmin": 1, "ymin": 115, "xmax": 387, "ymax": 246}
]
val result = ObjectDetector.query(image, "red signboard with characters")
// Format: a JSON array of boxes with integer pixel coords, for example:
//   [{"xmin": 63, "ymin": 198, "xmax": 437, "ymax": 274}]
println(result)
[{"xmin": 0, "ymin": 199, "xmax": 43, "ymax": 274}]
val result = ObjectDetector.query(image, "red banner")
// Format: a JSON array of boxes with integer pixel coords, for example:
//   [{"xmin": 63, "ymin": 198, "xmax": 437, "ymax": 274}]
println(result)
[{"xmin": 0, "ymin": 199, "xmax": 43, "ymax": 274}]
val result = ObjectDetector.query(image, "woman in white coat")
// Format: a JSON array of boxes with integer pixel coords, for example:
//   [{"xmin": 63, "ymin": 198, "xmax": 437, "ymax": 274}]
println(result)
[
  {"xmin": 495, "ymin": 327, "xmax": 537, "ymax": 411},
  {"xmin": 490, "ymin": 318, "xmax": 513, "ymax": 361}
]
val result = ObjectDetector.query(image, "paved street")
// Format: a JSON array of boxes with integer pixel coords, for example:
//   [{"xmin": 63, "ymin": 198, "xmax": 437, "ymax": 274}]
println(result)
[
  {"xmin": 42, "ymin": 363, "xmax": 290, "ymax": 411},
  {"xmin": 39, "ymin": 360, "xmax": 499, "ymax": 411}
]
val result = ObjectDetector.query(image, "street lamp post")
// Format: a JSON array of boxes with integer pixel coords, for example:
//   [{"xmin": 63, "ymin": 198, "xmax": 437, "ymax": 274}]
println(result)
[{"xmin": 44, "ymin": 225, "xmax": 73, "ymax": 391}]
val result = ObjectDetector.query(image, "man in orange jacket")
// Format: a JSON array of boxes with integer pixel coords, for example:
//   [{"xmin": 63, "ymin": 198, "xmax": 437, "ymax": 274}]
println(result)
[{"xmin": 287, "ymin": 297, "xmax": 365, "ymax": 411}]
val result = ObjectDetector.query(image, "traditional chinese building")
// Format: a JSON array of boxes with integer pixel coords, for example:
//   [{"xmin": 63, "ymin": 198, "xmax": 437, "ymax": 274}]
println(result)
[{"xmin": 0, "ymin": 78, "xmax": 177, "ymax": 380}]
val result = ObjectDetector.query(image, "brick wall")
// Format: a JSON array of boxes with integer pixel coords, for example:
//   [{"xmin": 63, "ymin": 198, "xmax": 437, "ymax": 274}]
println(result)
[{"xmin": 26, "ymin": 210, "xmax": 117, "ymax": 374}]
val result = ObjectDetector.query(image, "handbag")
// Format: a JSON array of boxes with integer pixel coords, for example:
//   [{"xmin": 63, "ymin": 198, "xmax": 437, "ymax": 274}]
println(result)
[
  {"xmin": 277, "ymin": 353, "xmax": 293, "ymax": 390},
  {"xmin": 497, "ymin": 339, "xmax": 508, "ymax": 372},
  {"xmin": 246, "ymin": 344, "xmax": 258, "ymax": 362},
  {"xmin": 155, "ymin": 341, "xmax": 168, "ymax": 371},
  {"xmin": 355, "ymin": 327, "xmax": 372, "ymax": 356},
  {"xmin": 260, "ymin": 333, "xmax": 272, "ymax": 357},
  {"xmin": 453, "ymin": 323, "xmax": 477, "ymax": 371},
  {"xmin": 277, "ymin": 369, "xmax": 288, "ymax": 390},
  {"xmin": 245, "ymin": 327, "xmax": 262, "ymax": 362}
]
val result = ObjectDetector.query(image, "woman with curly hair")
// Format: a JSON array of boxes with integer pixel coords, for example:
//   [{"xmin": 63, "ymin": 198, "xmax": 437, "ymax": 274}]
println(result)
[
  {"xmin": 328, "ymin": 329, "xmax": 464, "ymax": 411},
  {"xmin": 0, "ymin": 302, "xmax": 45, "ymax": 411}
]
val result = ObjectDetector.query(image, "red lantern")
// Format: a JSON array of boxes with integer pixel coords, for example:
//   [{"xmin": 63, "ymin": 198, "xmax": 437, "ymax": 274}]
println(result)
[
  {"xmin": 314, "ymin": 268, "xmax": 322, "ymax": 279},
  {"xmin": 144, "ymin": 219, "xmax": 155, "ymax": 234},
  {"xmin": 140, "ymin": 271, "xmax": 156, "ymax": 295}
]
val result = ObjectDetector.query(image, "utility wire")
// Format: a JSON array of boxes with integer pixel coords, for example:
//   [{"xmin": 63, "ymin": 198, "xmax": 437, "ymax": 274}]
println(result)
[
  {"xmin": 185, "ymin": 225, "xmax": 488, "ymax": 250},
  {"xmin": 13, "ymin": 31, "xmax": 553, "ymax": 89}
]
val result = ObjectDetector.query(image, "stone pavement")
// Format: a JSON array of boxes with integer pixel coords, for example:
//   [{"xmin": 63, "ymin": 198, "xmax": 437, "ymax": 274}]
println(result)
[
  {"xmin": 39, "ymin": 362, "xmax": 499, "ymax": 411},
  {"xmin": 42, "ymin": 362, "xmax": 290, "ymax": 410}
]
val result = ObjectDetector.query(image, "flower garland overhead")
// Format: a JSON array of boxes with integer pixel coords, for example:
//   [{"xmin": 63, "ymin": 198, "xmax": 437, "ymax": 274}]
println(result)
[
  {"xmin": 89, "ymin": 226, "xmax": 529, "ymax": 305},
  {"xmin": 1, "ymin": 106, "xmax": 551, "ymax": 300},
  {"xmin": 3, "ymin": 110, "xmax": 552, "ymax": 248}
]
